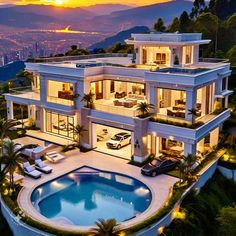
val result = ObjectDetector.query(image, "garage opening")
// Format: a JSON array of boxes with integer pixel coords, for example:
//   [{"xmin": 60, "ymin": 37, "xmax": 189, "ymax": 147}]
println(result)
[{"xmin": 92, "ymin": 124, "xmax": 133, "ymax": 160}]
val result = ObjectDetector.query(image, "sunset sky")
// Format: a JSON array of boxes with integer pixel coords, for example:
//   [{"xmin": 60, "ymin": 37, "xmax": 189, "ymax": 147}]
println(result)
[{"xmin": 0, "ymin": 0, "xmax": 172, "ymax": 7}]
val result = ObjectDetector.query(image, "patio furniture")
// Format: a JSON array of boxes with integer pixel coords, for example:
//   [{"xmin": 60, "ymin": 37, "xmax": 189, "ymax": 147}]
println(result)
[
  {"xmin": 113, "ymin": 100, "xmax": 124, "ymax": 106},
  {"xmin": 23, "ymin": 162, "xmax": 41, "ymax": 179},
  {"xmin": 35, "ymin": 159, "xmax": 52, "ymax": 174},
  {"xmin": 123, "ymin": 100, "xmax": 134, "ymax": 108},
  {"xmin": 22, "ymin": 145, "xmax": 47, "ymax": 159},
  {"xmin": 115, "ymin": 91, "xmax": 126, "ymax": 99},
  {"xmin": 45, "ymin": 151, "xmax": 66, "ymax": 163}
]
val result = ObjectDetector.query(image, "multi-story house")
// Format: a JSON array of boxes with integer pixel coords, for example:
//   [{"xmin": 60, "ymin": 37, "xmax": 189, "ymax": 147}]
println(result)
[{"xmin": 5, "ymin": 33, "xmax": 232, "ymax": 162}]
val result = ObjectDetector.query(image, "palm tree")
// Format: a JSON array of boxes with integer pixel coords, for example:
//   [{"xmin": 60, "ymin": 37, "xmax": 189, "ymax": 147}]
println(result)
[
  {"xmin": 1, "ymin": 141, "xmax": 28, "ymax": 192},
  {"xmin": 136, "ymin": 102, "xmax": 154, "ymax": 117},
  {"xmin": 81, "ymin": 91, "xmax": 95, "ymax": 108},
  {"xmin": 16, "ymin": 70, "xmax": 34, "ymax": 86},
  {"xmin": 188, "ymin": 108, "xmax": 201, "ymax": 124},
  {"xmin": 0, "ymin": 119, "xmax": 18, "ymax": 170},
  {"xmin": 72, "ymin": 124, "xmax": 87, "ymax": 148},
  {"xmin": 89, "ymin": 218, "xmax": 120, "ymax": 236}
]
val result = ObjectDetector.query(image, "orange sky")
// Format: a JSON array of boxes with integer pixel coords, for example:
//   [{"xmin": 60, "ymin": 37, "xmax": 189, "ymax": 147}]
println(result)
[{"xmin": 0, "ymin": 0, "xmax": 172, "ymax": 7}]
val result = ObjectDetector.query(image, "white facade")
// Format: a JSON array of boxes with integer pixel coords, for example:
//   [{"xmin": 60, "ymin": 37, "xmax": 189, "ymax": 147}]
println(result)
[{"xmin": 4, "ymin": 33, "xmax": 232, "ymax": 162}]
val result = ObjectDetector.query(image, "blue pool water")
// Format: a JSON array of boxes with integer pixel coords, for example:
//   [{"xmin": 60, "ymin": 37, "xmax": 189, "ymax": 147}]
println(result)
[{"xmin": 31, "ymin": 168, "xmax": 152, "ymax": 226}]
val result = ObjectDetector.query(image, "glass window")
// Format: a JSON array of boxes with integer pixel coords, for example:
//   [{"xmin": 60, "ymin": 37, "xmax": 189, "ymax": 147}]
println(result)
[{"xmin": 46, "ymin": 111, "xmax": 75, "ymax": 139}]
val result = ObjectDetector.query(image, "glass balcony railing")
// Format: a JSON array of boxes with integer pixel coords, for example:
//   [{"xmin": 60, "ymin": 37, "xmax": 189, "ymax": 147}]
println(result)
[
  {"xmin": 47, "ymin": 96, "xmax": 74, "ymax": 106},
  {"xmin": 94, "ymin": 102, "xmax": 139, "ymax": 117}
]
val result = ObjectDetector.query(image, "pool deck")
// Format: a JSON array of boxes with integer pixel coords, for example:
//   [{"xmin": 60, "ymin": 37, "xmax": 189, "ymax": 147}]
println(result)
[{"xmin": 17, "ymin": 144, "xmax": 178, "ymax": 232}]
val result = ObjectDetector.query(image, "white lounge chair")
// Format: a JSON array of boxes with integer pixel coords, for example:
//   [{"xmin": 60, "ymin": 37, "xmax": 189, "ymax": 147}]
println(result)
[
  {"xmin": 45, "ymin": 151, "xmax": 66, "ymax": 163},
  {"xmin": 35, "ymin": 159, "xmax": 52, "ymax": 174},
  {"xmin": 22, "ymin": 145, "xmax": 47, "ymax": 159},
  {"xmin": 23, "ymin": 162, "xmax": 41, "ymax": 179}
]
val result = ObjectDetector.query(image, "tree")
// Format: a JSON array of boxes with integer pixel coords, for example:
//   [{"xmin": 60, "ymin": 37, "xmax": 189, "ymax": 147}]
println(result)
[
  {"xmin": 208, "ymin": 0, "xmax": 230, "ymax": 20},
  {"xmin": 227, "ymin": 44, "xmax": 236, "ymax": 66},
  {"xmin": 1, "ymin": 141, "xmax": 28, "ymax": 193},
  {"xmin": 16, "ymin": 70, "xmax": 34, "ymax": 86},
  {"xmin": 136, "ymin": 102, "xmax": 154, "ymax": 117},
  {"xmin": 65, "ymin": 45, "xmax": 89, "ymax": 56},
  {"xmin": 179, "ymin": 11, "xmax": 192, "ymax": 32},
  {"xmin": 178, "ymin": 154, "xmax": 198, "ymax": 183},
  {"xmin": 72, "ymin": 124, "xmax": 87, "ymax": 148},
  {"xmin": 167, "ymin": 17, "xmax": 180, "ymax": 32},
  {"xmin": 190, "ymin": 0, "xmax": 206, "ymax": 19},
  {"xmin": 81, "ymin": 91, "xmax": 95, "ymax": 108},
  {"xmin": 217, "ymin": 204, "xmax": 236, "ymax": 236},
  {"xmin": 0, "ymin": 118, "xmax": 18, "ymax": 156},
  {"xmin": 154, "ymin": 18, "xmax": 166, "ymax": 32},
  {"xmin": 194, "ymin": 12, "xmax": 219, "ymax": 53},
  {"xmin": 89, "ymin": 218, "xmax": 120, "ymax": 236}
]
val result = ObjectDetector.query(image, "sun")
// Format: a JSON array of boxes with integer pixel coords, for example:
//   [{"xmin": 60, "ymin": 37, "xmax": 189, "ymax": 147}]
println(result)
[{"xmin": 55, "ymin": 0, "xmax": 63, "ymax": 5}]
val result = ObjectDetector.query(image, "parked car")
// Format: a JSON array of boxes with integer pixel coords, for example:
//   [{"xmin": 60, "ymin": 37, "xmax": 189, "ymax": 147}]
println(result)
[
  {"xmin": 106, "ymin": 132, "xmax": 131, "ymax": 149},
  {"xmin": 141, "ymin": 158, "xmax": 180, "ymax": 177}
]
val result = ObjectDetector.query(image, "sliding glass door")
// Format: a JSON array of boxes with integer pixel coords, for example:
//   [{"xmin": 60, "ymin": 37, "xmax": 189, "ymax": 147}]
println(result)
[{"xmin": 46, "ymin": 111, "xmax": 75, "ymax": 139}]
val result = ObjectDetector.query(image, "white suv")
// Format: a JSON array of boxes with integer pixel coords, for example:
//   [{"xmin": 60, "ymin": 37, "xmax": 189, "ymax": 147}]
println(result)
[{"xmin": 106, "ymin": 132, "xmax": 131, "ymax": 149}]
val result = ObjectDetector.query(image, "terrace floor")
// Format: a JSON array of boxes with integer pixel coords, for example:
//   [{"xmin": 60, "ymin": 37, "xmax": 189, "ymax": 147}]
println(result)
[{"xmin": 16, "ymin": 137, "xmax": 178, "ymax": 232}]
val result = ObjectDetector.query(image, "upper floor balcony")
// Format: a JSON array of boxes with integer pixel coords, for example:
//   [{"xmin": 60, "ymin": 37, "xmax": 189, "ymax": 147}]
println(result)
[{"xmin": 4, "ymin": 86, "xmax": 41, "ymax": 106}]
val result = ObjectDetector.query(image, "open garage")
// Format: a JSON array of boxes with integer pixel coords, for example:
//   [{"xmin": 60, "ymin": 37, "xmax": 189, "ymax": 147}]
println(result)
[{"xmin": 92, "ymin": 124, "xmax": 133, "ymax": 160}]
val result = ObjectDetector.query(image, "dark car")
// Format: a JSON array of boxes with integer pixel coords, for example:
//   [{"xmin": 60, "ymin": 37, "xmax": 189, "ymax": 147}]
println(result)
[{"xmin": 141, "ymin": 158, "xmax": 180, "ymax": 177}]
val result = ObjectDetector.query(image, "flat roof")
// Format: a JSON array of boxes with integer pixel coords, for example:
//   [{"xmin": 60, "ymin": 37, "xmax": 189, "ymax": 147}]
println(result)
[{"xmin": 126, "ymin": 32, "xmax": 211, "ymax": 45}]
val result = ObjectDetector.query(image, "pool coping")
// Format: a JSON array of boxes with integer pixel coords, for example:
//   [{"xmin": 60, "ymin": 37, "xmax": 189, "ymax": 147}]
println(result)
[{"xmin": 17, "ymin": 150, "xmax": 178, "ymax": 233}]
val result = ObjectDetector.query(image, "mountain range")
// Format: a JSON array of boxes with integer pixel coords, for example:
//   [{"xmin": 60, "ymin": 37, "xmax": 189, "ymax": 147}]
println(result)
[
  {"xmin": 0, "ymin": 1, "xmax": 192, "ymax": 32},
  {"xmin": 89, "ymin": 26, "xmax": 149, "ymax": 50}
]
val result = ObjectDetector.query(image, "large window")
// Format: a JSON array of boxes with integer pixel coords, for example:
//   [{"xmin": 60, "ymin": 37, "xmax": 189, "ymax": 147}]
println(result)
[
  {"xmin": 155, "ymin": 53, "xmax": 166, "ymax": 64},
  {"xmin": 46, "ymin": 111, "xmax": 75, "ymax": 139},
  {"xmin": 157, "ymin": 88, "xmax": 186, "ymax": 118},
  {"xmin": 47, "ymin": 80, "xmax": 74, "ymax": 106},
  {"xmin": 184, "ymin": 46, "xmax": 192, "ymax": 64}
]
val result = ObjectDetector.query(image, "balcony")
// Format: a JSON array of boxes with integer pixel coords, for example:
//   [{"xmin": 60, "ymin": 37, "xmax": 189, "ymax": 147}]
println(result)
[
  {"xmin": 47, "ymin": 96, "xmax": 74, "ymax": 106},
  {"xmin": 94, "ymin": 101, "xmax": 139, "ymax": 117},
  {"xmin": 4, "ymin": 87, "xmax": 41, "ymax": 105},
  {"xmin": 148, "ymin": 109, "xmax": 230, "ymax": 142}
]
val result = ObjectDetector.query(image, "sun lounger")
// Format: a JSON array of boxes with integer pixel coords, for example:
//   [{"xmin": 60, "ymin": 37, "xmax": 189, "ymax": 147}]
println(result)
[
  {"xmin": 22, "ymin": 145, "xmax": 47, "ymax": 159},
  {"xmin": 35, "ymin": 159, "xmax": 52, "ymax": 174},
  {"xmin": 23, "ymin": 162, "xmax": 41, "ymax": 179},
  {"xmin": 45, "ymin": 151, "xmax": 66, "ymax": 163}
]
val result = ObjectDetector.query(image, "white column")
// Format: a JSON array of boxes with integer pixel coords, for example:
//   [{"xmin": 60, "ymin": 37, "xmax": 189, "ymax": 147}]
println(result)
[
  {"xmin": 103, "ymin": 80, "xmax": 111, "ymax": 100},
  {"xmin": 75, "ymin": 81, "xmax": 85, "ymax": 109},
  {"xmin": 185, "ymin": 89, "xmax": 197, "ymax": 121},
  {"xmin": 201, "ymin": 86, "xmax": 207, "ymax": 116},
  {"xmin": 155, "ymin": 136, "xmax": 160, "ymax": 157},
  {"xmin": 40, "ymin": 77, "xmax": 47, "ymax": 104},
  {"xmin": 6, "ymin": 100, "xmax": 14, "ymax": 120},
  {"xmin": 138, "ymin": 46, "xmax": 143, "ymax": 64},
  {"xmin": 184, "ymin": 142, "xmax": 197, "ymax": 156},
  {"xmin": 40, "ymin": 108, "xmax": 45, "ymax": 132},
  {"xmin": 210, "ymin": 127, "xmax": 219, "ymax": 148},
  {"xmin": 193, "ymin": 45, "xmax": 199, "ymax": 64}
]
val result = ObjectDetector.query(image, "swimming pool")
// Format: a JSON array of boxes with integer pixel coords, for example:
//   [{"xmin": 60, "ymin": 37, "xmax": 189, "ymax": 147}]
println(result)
[{"xmin": 31, "ymin": 167, "xmax": 152, "ymax": 226}]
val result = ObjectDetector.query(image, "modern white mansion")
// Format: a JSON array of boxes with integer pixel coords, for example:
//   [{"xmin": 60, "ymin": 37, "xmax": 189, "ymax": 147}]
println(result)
[{"xmin": 5, "ymin": 33, "xmax": 232, "ymax": 161}]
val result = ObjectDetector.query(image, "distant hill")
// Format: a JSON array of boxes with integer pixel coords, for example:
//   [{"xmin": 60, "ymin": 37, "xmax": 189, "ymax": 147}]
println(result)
[
  {"xmin": 12, "ymin": 4, "xmax": 95, "ymax": 21},
  {"xmin": 83, "ymin": 4, "xmax": 133, "ymax": 15},
  {"xmin": 0, "ymin": 1, "xmax": 192, "ymax": 32},
  {"xmin": 76, "ymin": 0, "xmax": 193, "ymax": 33},
  {"xmin": 0, "ymin": 7, "xmax": 64, "ymax": 29},
  {"xmin": 89, "ymin": 26, "xmax": 149, "ymax": 49},
  {"xmin": 0, "ymin": 61, "xmax": 25, "ymax": 83}
]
